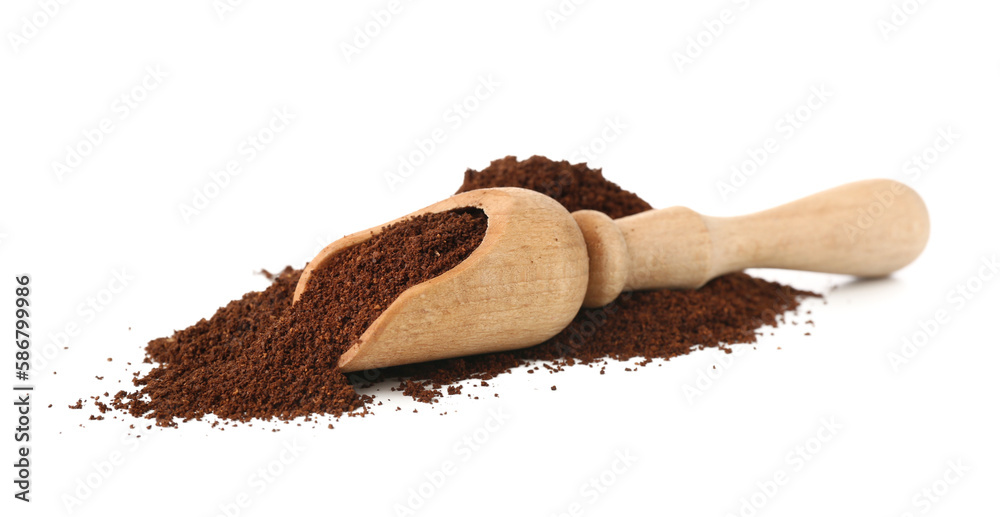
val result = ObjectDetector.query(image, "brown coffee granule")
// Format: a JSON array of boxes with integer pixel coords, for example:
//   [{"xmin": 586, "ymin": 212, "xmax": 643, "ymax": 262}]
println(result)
[
  {"xmin": 458, "ymin": 155, "xmax": 652, "ymax": 219},
  {"xmin": 399, "ymin": 380, "xmax": 442, "ymax": 403},
  {"xmin": 112, "ymin": 208, "xmax": 487, "ymax": 426}
]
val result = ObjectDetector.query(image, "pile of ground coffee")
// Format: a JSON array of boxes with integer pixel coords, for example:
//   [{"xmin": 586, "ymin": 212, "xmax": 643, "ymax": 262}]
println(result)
[
  {"xmin": 93, "ymin": 155, "xmax": 817, "ymax": 426},
  {"xmin": 458, "ymin": 155, "xmax": 652, "ymax": 219},
  {"xmin": 111, "ymin": 209, "xmax": 487, "ymax": 426},
  {"xmin": 381, "ymin": 274, "xmax": 810, "ymax": 390},
  {"xmin": 379, "ymin": 157, "xmax": 815, "ymax": 391}
]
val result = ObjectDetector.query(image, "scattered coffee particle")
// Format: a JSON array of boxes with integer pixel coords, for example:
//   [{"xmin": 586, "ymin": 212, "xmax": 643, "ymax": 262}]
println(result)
[
  {"xmin": 96, "ymin": 376, "xmax": 104, "ymax": 380},
  {"xmin": 69, "ymin": 399, "xmax": 83, "ymax": 409},
  {"xmin": 551, "ymin": 386, "xmax": 557, "ymax": 391},
  {"xmin": 401, "ymin": 380, "xmax": 443, "ymax": 403}
]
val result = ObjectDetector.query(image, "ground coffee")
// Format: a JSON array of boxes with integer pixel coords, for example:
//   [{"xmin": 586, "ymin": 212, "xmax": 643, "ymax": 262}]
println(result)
[
  {"xmin": 378, "ymin": 157, "xmax": 815, "ymax": 393},
  {"xmin": 111, "ymin": 208, "xmax": 487, "ymax": 426},
  {"xmin": 92, "ymin": 155, "xmax": 817, "ymax": 426},
  {"xmin": 457, "ymin": 155, "xmax": 652, "ymax": 219}
]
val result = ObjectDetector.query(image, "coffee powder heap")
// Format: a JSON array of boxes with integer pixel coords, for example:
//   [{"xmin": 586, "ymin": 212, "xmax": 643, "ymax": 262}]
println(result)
[
  {"xmin": 378, "ymin": 157, "xmax": 815, "ymax": 391},
  {"xmin": 458, "ymin": 155, "xmax": 652, "ymax": 219},
  {"xmin": 96, "ymin": 155, "xmax": 817, "ymax": 426},
  {"xmin": 112, "ymin": 208, "xmax": 487, "ymax": 426}
]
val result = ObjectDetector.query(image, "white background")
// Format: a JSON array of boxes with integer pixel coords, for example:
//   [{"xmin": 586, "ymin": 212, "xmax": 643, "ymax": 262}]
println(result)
[{"xmin": 2, "ymin": 1, "xmax": 999, "ymax": 515}]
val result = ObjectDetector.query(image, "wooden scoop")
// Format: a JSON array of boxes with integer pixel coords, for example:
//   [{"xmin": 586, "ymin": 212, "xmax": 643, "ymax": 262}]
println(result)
[{"xmin": 296, "ymin": 179, "xmax": 929, "ymax": 371}]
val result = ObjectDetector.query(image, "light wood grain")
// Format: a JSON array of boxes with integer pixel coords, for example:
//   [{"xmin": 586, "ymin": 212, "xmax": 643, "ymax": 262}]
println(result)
[{"xmin": 578, "ymin": 179, "xmax": 930, "ymax": 305}]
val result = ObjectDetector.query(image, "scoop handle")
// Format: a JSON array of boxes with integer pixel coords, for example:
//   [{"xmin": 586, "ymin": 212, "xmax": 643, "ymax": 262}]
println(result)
[{"xmin": 572, "ymin": 179, "xmax": 930, "ymax": 308}]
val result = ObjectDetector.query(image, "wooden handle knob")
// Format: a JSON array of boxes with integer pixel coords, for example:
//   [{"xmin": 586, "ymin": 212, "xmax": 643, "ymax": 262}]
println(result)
[{"xmin": 573, "ymin": 179, "xmax": 930, "ymax": 308}]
